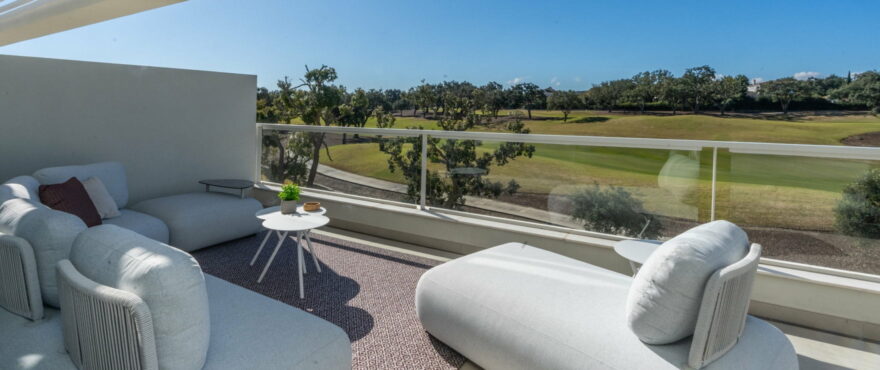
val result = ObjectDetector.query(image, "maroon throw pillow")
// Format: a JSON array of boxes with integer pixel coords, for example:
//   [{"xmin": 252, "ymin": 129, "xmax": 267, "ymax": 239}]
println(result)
[{"xmin": 38, "ymin": 177, "xmax": 102, "ymax": 227}]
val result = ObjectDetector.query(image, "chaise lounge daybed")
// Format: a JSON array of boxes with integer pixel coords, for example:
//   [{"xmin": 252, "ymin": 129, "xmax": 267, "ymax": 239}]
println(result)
[{"xmin": 416, "ymin": 221, "xmax": 799, "ymax": 369}]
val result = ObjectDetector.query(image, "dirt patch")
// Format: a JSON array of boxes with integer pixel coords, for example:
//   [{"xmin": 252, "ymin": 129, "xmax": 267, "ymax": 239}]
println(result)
[{"xmin": 841, "ymin": 131, "xmax": 880, "ymax": 147}]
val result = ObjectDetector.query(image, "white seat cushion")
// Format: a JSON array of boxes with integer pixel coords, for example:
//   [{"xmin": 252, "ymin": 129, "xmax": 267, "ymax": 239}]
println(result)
[
  {"xmin": 69, "ymin": 225, "xmax": 210, "ymax": 370},
  {"xmin": 0, "ymin": 307, "xmax": 76, "ymax": 370},
  {"xmin": 130, "ymin": 192, "xmax": 262, "ymax": 252},
  {"xmin": 626, "ymin": 220, "xmax": 749, "ymax": 344},
  {"xmin": 416, "ymin": 242, "xmax": 797, "ymax": 370},
  {"xmin": 103, "ymin": 209, "xmax": 170, "ymax": 243},
  {"xmin": 203, "ymin": 275, "xmax": 351, "ymax": 369}
]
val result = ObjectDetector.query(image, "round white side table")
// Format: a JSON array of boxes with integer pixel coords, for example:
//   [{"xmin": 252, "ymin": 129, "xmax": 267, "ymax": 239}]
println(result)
[
  {"xmin": 613, "ymin": 239, "xmax": 663, "ymax": 275},
  {"xmin": 252, "ymin": 208, "xmax": 329, "ymax": 299},
  {"xmin": 251, "ymin": 206, "xmax": 326, "ymax": 268}
]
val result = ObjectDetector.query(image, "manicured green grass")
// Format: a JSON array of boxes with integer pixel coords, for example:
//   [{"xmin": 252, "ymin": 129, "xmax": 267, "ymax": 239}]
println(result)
[
  {"xmin": 364, "ymin": 110, "xmax": 880, "ymax": 145},
  {"xmin": 323, "ymin": 139, "xmax": 878, "ymax": 232},
  {"xmin": 291, "ymin": 111, "xmax": 880, "ymax": 233}
]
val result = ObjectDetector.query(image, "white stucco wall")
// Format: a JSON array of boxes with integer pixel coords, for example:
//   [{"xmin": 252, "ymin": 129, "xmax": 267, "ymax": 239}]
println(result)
[{"xmin": 0, "ymin": 55, "xmax": 256, "ymax": 203}]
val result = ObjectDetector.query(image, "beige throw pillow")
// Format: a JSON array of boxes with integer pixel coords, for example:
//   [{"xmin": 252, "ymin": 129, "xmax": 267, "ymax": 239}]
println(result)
[{"xmin": 81, "ymin": 176, "xmax": 121, "ymax": 219}]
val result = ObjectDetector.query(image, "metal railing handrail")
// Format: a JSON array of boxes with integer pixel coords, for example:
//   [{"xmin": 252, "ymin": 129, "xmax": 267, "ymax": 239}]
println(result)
[{"xmin": 257, "ymin": 122, "xmax": 880, "ymax": 160}]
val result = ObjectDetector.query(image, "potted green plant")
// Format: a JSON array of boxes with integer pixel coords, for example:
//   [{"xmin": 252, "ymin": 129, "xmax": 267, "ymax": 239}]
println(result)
[{"xmin": 278, "ymin": 183, "xmax": 301, "ymax": 214}]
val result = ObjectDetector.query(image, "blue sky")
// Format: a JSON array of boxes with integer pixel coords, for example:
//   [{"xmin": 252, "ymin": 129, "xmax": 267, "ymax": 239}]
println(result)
[{"xmin": 1, "ymin": 0, "xmax": 878, "ymax": 90}]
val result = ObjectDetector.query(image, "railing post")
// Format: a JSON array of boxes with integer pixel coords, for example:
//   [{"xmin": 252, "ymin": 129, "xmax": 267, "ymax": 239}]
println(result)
[
  {"xmin": 255, "ymin": 123, "xmax": 263, "ymax": 183},
  {"xmin": 420, "ymin": 134, "xmax": 428, "ymax": 210},
  {"xmin": 710, "ymin": 146, "xmax": 718, "ymax": 221}
]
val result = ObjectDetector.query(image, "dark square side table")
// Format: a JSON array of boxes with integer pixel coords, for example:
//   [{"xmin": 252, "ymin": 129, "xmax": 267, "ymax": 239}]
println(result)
[{"xmin": 199, "ymin": 179, "xmax": 254, "ymax": 198}]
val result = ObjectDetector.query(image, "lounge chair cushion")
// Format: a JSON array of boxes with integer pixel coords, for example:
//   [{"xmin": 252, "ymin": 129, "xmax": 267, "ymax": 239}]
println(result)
[
  {"xmin": 130, "ymin": 192, "xmax": 262, "ymax": 252},
  {"xmin": 103, "ymin": 209, "xmax": 170, "ymax": 244},
  {"xmin": 0, "ymin": 198, "xmax": 86, "ymax": 308},
  {"xmin": 203, "ymin": 274, "xmax": 352, "ymax": 369},
  {"xmin": 626, "ymin": 220, "xmax": 750, "ymax": 344},
  {"xmin": 33, "ymin": 162, "xmax": 129, "ymax": 208},
  {"xmin": 416, "ymin": 242, "xmax": 797, "ymax": 370},
  {"xmin": 0, "ymin": 176, "xmax": 41, "ymax": 203},
  {"xmin": 69, "ymin": 225, "xmax": 210, "ymax": 370}
]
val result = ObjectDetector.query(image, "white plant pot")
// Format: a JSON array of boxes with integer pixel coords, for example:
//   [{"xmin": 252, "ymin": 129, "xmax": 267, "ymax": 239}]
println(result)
[{"xmin": 280, "ymin": 200, "xmax": 298, "ymax": 214}]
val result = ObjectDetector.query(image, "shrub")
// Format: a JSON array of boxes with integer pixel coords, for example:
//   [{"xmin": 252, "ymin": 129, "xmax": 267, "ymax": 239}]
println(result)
[
  {"xmin": 570, "ymin": 184, "xmax": 662, "ymax": 239},
  {"xmin": 278, "ymin": 183, "xmax": 301, "ymax": 202},
  {"xmin": 835, "ymin": 169, "xmax": 880, "ymax": 239}
]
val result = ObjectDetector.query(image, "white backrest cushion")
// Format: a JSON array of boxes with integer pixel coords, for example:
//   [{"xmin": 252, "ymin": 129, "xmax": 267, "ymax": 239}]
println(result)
[
  {"xmin": 0, "ymin": 198, "xmax": 85, "ymax": 307},
  {"xmin": 33, "ymin": 162, "xmax": 129, "ymax": 208},
  {"xmin": 81, "ymin": 177, "xmax": 121, "ymax": 219},
  {"xmin": 69, "ymin": 225, "xmax": 210, "ymax": 370},
  {"xmin": 1, "ymin": 176, "xmax": 41, "ymax": 203},
  {"xmin": 625, "ymin": 220, "xmax": 749, "ymax": 344}
]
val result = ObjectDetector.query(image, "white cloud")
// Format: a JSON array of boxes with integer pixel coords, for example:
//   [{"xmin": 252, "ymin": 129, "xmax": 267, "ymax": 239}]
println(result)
[
  {"xmin": 507, "ymin": 77, "xmax": 524, "ymax": 85},
  {"xmin": 793, "ymin": 71, "xmax": 821, "ymax": 80},
  {"xmin": 550, "ymin": 76, "xmax": 560, "ymax": 86},
  {"xmin": 574, "ymin": 76, "xmax": 582, "ymax": 83},
  {"xmin": 750, "ymin": 77, "xmax": 765, "ymax": 84}
]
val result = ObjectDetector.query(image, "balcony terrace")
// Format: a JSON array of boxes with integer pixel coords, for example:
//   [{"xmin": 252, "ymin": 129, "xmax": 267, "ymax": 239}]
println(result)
[{"xmin": 1, "ymin": 3, "xmax": 880, "ymax": 368}]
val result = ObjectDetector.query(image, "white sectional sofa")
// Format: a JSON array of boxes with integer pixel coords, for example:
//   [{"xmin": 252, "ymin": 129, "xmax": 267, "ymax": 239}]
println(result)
[
  {"xmin": 0, "ymin": 161, "xmax": 262, "ymax": 307},
  {"xmin": 0, "ymin": 162, "xmax": 352, "ymax": 369},
  {"xmin": 416, "ymin": 221, "xmax": 799, "ymax": 370},
  {"xmin": 0, "ymin": 225, "xmax": 352, "ymax": 370}
]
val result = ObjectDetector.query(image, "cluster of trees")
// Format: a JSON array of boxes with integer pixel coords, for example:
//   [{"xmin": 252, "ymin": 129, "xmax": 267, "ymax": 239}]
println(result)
[
  {"xmin": 259, "ymin": 67, "xmax": 880, "ymax": 126},
  {"xmin": 259, "ymin": 79, "xmax": 550, "ymax": 123},
  {"xmin": 260, "ymin": 65, "xmax": 535, "ymax": 209}
]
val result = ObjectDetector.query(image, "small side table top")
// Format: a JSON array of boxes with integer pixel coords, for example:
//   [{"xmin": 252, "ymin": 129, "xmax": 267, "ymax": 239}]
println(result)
[
  {"xmin": 261, "ymin": 213, "xmax": 330, "ymax": 232},
  {"xmin": 256, "ymin": 205, "xmax": 327, "ymax": 220},
  {"xmin": 199, "ymin": 179, "xmax": 254, "ymax": 198},
  {"xmin": 613, "ymin": 239, "xmax": 663, "ymax": 275}
]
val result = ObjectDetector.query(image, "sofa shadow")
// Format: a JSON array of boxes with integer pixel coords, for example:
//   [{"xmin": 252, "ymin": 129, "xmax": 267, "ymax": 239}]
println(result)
[{"xmin": 427, "ymin": 332, "xmax": 468, "ymax": 366}]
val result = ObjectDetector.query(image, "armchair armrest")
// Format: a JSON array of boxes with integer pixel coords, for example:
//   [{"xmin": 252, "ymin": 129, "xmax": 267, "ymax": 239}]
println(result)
[
  {"xmin": 57, "ymin": 260, "xmax": 158, "ymax": 370},
  {"xmin": 0, "ymin": 233, "xmax": 43, "ymax": 320}
]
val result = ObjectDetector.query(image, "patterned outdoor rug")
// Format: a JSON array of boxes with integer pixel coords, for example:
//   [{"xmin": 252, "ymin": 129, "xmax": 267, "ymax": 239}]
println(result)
[{"xmin": 191, "ymin": 232, "xmax": 465, "ymax": 370}]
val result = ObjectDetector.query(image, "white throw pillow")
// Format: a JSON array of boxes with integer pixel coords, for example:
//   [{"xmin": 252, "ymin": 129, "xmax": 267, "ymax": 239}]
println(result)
[
  {"xmin": 625, "ymin": 220, "xmax": 749, "ymax": 344},
  {"xmin": 81, "ymin": 177, "xmax": 120, "ymax": 219}
]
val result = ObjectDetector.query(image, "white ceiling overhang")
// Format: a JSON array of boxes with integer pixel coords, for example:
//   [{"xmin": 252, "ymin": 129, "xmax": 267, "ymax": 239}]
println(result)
[{"xmin": 0, "ymin": 0, "xmax": 185, "ymax": 46}]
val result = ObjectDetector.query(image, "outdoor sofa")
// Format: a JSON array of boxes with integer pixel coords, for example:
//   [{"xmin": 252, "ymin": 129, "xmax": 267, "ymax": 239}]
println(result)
[
  {"xmin": 0, "ymin": 225, "xmax": 352, "ymax": 369},
  {"xmin": 415, "ymin": 220, "xmax": 799, "ymax": 369},
  {"xmin": 0, "ymin": 161, "xmax": 262, "ymax": 307},
  {"xmin": 0, "ymin": 161, "xmax": 352, "ymax": 369}
]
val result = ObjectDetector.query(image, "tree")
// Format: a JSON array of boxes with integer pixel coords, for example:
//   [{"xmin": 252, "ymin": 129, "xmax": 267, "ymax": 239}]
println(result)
[
  {"xmin": 570, "ymin": 184, "xmax": 662, "ymax": 238},
  {"xmin": 379, "ymin": 107, "xmax": 535, "ymax": 209},
  {"xmin": 338, "ymin": 88, "xmax": 371, "ymax": 128},
  {"xmin": 480, "ymin": 81, "xmax": 507, "ymax": 118},
  {"xmin": 374, "ymin": 106, "xmax": 396, "ymax": 128},
  {"xmin": 628, "ymin": 70, "xmax": 670, "ymax": 114},
  {"xmin": 279, "ymin": 65, "xmax": 345, "ymax": 186},
  {"xmin": 547, "ymin": 90, "xmax": 582, "ymax": 121},
  {"xmin": 658, "ymin": 76, "xmax": 687, "ymax": 115},
  {"xmin": 710, "ymin": 75, "xmax": 749, "ymax": 115},
  {"xmin": 681, "ymin": 65, "xmax": 716, "ymax": 113},
  {"xmin": 512, "ymin": 82, "xmax": 546, "ymax": 119},
  {"xmin": 831, "ymin": 71, "xmax": 880, "ymax": 113},
  {"xmin": 760, "ymin": 77, "xmax": 812, "ymax": 114},
  {"xmin": 835, "ymin": 169, "xmax": 880, "ymax": 240},
  {"xmin": 412, "ymin": 82, "xmax": 437, "ymax": 117}
]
